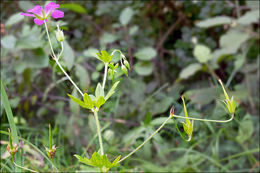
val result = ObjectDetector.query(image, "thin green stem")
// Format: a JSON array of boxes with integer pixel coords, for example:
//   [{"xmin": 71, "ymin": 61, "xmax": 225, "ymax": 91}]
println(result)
[
  {"xmin": 102, "ymin": 63, "xmax": 108, "ymax": 89},
  {"xmin": 118, "ymin": 115, "xmax": 173, "ymax": 163},
  {"xmin": 49, "ymin": 124, "xmax": 52, "ymax": 150},
  {"xmin": 13, "ymin": 162, "xmax": 38, "ymax": 173},
  {"xmin": 57, "ymin": 41, "xmax": 64, "ymax": 60},
  {"xmin": 54, "ymin": 59, "xmax": 84, "ymax": 97},
  {"xmin": 44, "ymin": 22, "xmax": 56, "ymax": 58},
  {"xmin": 93, "ymin": 110, "xmax": 104, "ymax": 155},
  {"xmin": 172, "ymin": 113, "xmax": 234, "ymax": 123},
  {"xmin": 44, "ymin": 21, "xmax": 83, "ymax": 97}
]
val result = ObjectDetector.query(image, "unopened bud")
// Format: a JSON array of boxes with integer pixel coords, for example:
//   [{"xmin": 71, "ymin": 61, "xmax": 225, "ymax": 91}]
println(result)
[
  {"xmin": 108, "ymin": 69, "xmax": 113, "ymax": 79},
  {"xmin": 55, "ymin": 25, "xmax": 64, "ymax": 42},
  {"xmin": 121, "ymin": 65, "xmax": 128, "ymax": 76},
  {"xmin": 124, "ymin": 60, "xmax": 130, "ymax": 70},
  {"xmin": 46, "ymin": 145, "xmax": 57, "ymax": 159}
]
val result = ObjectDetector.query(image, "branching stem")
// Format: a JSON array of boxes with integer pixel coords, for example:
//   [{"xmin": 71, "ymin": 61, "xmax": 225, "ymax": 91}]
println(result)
[
  {"xmin": 44, "ymin": 21, "xmax": 84, "ymax": 97},
  {"xmin": 118, "ymin": 115, "xmax": 173, "ymax": 163},
  {"xmin": 172, "ymin": 114, "xmax": 234, "ymax": 123}
]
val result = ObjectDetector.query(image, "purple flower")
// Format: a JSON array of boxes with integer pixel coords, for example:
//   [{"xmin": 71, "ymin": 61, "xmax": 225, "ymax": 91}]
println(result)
[{"xmin": 20, "ymin": 2, "xmax": 64, "ymax": 25}]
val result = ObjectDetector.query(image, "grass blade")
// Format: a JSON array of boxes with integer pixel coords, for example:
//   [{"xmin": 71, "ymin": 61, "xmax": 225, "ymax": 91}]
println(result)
[{"xmin": 1, "ymin": 80, "xmax": 21, "ymax": 171}]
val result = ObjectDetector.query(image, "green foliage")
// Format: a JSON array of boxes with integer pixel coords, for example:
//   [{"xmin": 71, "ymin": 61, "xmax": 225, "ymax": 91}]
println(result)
[
  {"xmin": 193, "ymin": 44, "xmax": 212, "ymax": 63},
  {"xmin": 74, "ymin": 152, "xmax": 121, "ymax": 172},
  {"xmin": 60, "ymin": 3, "xmax": 87, "ymax": 14},
  {"xmin": 1, "ymin": 1, "xmax": 259, "ymax": 172},
  {"xmin": 96, "ymin": 50, "xmax": 113, "ymax": 64}
]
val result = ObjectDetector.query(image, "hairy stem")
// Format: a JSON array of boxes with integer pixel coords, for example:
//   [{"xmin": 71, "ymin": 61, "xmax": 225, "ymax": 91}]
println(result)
[
  {"xmin": 102, "ymin": 63, "xmax": 108, "ymax": 89},
  {"xmin": 94, "ymin": 110, "xmax": 104, "ymax": 155},
  {"xmin": 118, "ymin": 115, "xmax": 172, "ymax": 163},
  {"xmin": 172, "ymin": 114, "xmax": 234, "ymax": 123}
]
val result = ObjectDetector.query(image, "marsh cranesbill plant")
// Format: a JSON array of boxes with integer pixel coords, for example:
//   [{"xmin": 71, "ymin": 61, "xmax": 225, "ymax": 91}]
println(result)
[{"xmin": 19, "ymin": 1, "xmax": 235, "ymax": 172}]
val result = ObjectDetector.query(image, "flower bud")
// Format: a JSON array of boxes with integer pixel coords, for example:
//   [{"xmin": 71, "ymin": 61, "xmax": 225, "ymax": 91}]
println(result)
[
  {"xmin": 46, "ymin": 145, "xmax": 57, "ymax": 159},
  {"xmin": 121, "ymin": 65, "xmax": 128, "ymax": 76},
  {"xmin": 55, "ymin": 25, "xmax": 64, "ymax": 42},
  {"xmin": 124, "ymin": 60, "xmax": 130, "ymax": 70},
  {"xmin": 108, "ymin": 69, "xmax": 113, "ymax": 79}
]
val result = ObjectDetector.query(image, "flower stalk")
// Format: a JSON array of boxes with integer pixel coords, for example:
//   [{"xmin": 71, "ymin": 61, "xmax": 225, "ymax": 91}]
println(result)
[{"xmin": 94, "ymin": 110, "xmax": 104, "ymax": 155}]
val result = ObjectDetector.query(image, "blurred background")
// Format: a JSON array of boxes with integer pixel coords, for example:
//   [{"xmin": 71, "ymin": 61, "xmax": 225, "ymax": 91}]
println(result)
[{"xmin": 1, "ymin": 0, "xmax": 259, "ymax": 172}]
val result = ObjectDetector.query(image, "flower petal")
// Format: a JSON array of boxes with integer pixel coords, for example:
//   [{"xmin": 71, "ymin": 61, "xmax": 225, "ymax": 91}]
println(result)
[
  {"xmin": 27, "ymin": 5, "xmax": 43, "ymax": 17},
  {"xmin": 20, "ymin": 12, "xmax": 35, "ymax": 17},
  {"xmin": 44, "ymin": 2, "xmax": 59, "ymax": 16},
  {"xmin": 34, "ymin": 18, "xmax": 45, "ymax": 25},
  {"xmin": 51, "ymin": 10, "xmax": 64, "ymax": 19}
]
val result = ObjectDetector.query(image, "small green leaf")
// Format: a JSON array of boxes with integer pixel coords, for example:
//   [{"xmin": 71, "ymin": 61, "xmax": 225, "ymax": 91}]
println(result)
[
  {"xmin": 1, "ymin": 35, "xmax": 16, "ymax": 49},
  {"xmin": 95, "ymin": 83, "xmax": 104, "ymax": 98},
  {"xmin": 179, "ymin": 63, "xmax": 201, "ymax": 79},
  {"xmin": 134, "ymin": 61, "xmax": 153, "ymax": 76},
  {"xmin": 83, "ymin": 93, "xmax": 94, "ymax": 108},
  {"xmin": 5, "ymin": 13, "xmax": 24, "ymax": 27},
  {"xmin": 60, "ymin": 3, "xmax": 87, "ymax": 14},
  {"xmin": 196, "ymin": 16, "xmax": 233, "ymax": 28},
  {"xmin": 193, "ymin": 44, "xmax": 212, "ymax": 63},
  {"xmin": 100, "ymin": 33, "xmax": 118, "ymax": 45},
  {"xmin": 237, "ymin": 10, "xmax": 259, "ymax": 26},
  {"xmin": 63, "ymin": 40, "xmax": 75, "ymax": 70},
  {"xmin": 75, "ymin": 152, "xmax": 121, "ymax": 172},
  {"xmin": 95, "ymin": 96, "xmax": 105, "ymax": 108},
  {"xmin": 111, "ymin": 155, "xmax": 121, "ymax": 167},
  {"xmin": 74, "ymin": 154, "xmax": 94, "ymax": 166},
  {"xmin": 105, "ymin": 81, "xmax": 120, "ymax": 101},
  {"xmin": 134, "ymin": 47, "xmax": 157, "ymax": 60},
  {"xmin": 68, "ymin": 94, "xmax": 91, "ymax": 109},
  {"xmin": 119, "ymin": 7, "xmax": 134, "ymax": 26}
]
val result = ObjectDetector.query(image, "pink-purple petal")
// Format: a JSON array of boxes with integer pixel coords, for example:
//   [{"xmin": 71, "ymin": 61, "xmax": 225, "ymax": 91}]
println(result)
[
  {"xmin": 20, "ymin": 12, "xmax": 35, "ymax": 17},
  {"xmin": 27, "ymin": 5, "xmax": 43, "ymax": 17},
  {"xmin": 34, "ymin": 18, "xmax": 45, "ymax": 25},
  {"xmin": 44, "ymin": 2, "xmax": 59, "ymax": 16},
  {"xmin": 51, "ymin": 10, "xmax": 64, "ymax": 19}
]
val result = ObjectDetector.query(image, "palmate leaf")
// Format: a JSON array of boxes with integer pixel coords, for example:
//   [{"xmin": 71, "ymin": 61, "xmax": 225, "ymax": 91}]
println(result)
[
  {"xmin": 74, "ymin": 152, "xmax": 121, "ymax": 172},
  {"xmin": 96, "ymin": 50, "xmax": 113, "ymax": 63},
  {"xmin": 68, "ymin": 94, "xmax": 93, "ymax": 109},
  {"xmin": 95, "ymin": 96, "xmax": 105, "ymax": 108}
]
